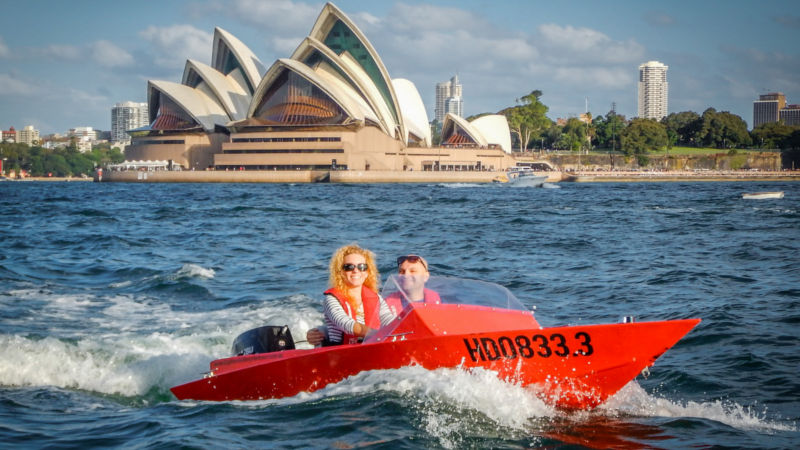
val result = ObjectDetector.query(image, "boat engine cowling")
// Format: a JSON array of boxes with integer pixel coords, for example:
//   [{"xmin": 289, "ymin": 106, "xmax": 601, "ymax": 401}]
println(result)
[{"xmin": 231, "ymin": 325, "xmax": 295, "ymax": 356}]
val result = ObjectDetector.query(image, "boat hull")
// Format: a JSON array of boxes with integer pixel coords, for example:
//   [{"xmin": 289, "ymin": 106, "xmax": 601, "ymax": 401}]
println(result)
[{"xmin": 171, "ymin": 318, "xmax": 700, "ymax": 409}]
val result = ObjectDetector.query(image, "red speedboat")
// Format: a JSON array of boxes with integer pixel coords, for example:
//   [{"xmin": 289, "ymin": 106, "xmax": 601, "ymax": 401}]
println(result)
[{"xmin": 171, "ymin": 276, "xmax": 700, "ymax": 409}]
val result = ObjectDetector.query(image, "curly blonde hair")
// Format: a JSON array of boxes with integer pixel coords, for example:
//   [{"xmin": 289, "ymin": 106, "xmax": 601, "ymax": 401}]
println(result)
[{"xmin": 328, "ymin": 244, "xmax": 379, "ymax": 307}]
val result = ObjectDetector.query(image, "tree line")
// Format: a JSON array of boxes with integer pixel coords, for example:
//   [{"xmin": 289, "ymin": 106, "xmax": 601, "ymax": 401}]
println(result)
[
  {"xmin": 0, "ymin": 141, "xmax": 124, "ymax": 177},
  {"xmin": 484, "ymin": 90, "xmax": 800, "ymax": 163}
]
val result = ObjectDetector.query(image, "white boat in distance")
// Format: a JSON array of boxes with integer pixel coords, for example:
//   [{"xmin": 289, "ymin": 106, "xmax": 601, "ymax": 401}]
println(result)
[
  {"xmin": 742, "ymin": 191, "xmax": 784, "ymax": 199},
  {"xmin": 507, "ymin": 168, "xmax": 548, "ymax": 187}
]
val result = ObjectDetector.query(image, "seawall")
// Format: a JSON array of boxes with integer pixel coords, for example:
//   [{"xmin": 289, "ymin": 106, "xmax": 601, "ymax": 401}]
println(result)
[{"xmin": 98, "ymin": 170, "xmax": 536, "ymax": 183}]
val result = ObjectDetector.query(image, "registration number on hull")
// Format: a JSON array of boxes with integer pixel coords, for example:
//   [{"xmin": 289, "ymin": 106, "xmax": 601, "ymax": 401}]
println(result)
[{"xmin": 463, "ymin": 332, "xmax": 594, "ymax": 362}]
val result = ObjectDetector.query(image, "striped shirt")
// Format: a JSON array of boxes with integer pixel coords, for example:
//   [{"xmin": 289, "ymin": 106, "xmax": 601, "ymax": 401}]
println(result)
[{"xmin": 323, "ymin": 294, "xmax": 395, "ymax": 344}]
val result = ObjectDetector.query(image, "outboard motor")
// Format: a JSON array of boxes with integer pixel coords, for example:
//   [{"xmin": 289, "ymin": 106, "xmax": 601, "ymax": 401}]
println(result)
[{"xmin": 231, "ymin": 325, "xmax": 295, "ymax": 356}]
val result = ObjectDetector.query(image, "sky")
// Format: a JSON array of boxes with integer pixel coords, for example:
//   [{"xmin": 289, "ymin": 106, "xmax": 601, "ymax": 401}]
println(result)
[{"xmin": 1, "ymin": 0, "xmax": 799, "ymax": 135}]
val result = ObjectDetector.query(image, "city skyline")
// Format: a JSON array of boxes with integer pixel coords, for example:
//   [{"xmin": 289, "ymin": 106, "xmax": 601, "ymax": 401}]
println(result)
[{"xmin": 1, "ymin": 0, "xmax": 799, "ymax": 134}]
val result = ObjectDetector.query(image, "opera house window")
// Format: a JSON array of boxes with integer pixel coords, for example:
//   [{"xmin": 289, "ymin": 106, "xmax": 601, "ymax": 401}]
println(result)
[
  {"xmin": 150, "ymin": 94, "xmax": 200, "ymax": 131},
  {"xmin": 252, "ymin": 71, "xmax": 347, "ymax": 125}
]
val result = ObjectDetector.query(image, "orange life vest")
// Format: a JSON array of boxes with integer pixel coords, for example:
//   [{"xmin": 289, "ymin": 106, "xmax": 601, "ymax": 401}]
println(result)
[
  {"xmin": 385, "ymin": 288, "xmax": 441, "ymax": 316},
  {"xmin": 324, "ymin": 286, "xmax": 380, "ymax": 344}
]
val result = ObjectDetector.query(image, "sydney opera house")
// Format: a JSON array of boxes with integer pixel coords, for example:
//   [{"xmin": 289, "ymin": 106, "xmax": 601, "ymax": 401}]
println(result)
[{"xmin": 125, "ymin": 3, "xmax": 516, "ymax": 174}]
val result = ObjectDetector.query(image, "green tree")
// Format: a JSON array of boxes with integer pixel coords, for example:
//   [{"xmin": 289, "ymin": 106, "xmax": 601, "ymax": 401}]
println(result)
[
  {"xmin": 592, "ymin": 111, "xmax": 626, "ymax": 151},
  {"xmin": 620, "ymin": 118, "xmax": 668, "ymax": 155},
  {"xmin": 751, "ymin": 122, "xmax": 795, "ymax": 149},
  {"xmin": 696, "ymin": 108, "xmax": 751, "ymax": 148},
  {"xmin": 661, "ymin": 111, "xmax": 701, "ymax": 146},
  {"xmin": 557, "ymin": 118, "xmax": 588, "ymax": 152},
  {"xmin": 502, "ymin": 90, "xmax": 551, "ymax": 152}
]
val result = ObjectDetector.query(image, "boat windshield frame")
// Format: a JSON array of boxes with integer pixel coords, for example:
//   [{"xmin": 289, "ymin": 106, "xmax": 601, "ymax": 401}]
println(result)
[{"xmin": 380, "ymin": 274, "xmax": 527, "ymax": 311}]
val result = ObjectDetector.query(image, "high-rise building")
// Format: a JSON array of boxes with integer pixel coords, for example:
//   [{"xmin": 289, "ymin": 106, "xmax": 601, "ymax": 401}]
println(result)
[
  {"xmin": 435, "ymin": 75, "xmax": 463, "ymax": 122},
  {"xmin": 753, "ymin": 93, "xmax": 787, "ymax": 128},
  {"xmin": 780, "ymin": 104, "xmax": 800, "ymax": 126},
  {"xmin": 637, "ymin": 61, "xmax": 668, "ymax": 120},
  {"xmin": 17, "ymin": 125, "xmax": 40, "ymax": 146},
  {"xmin": 111, "ymin": 101, "xmax": 149, "ymax": 144}
]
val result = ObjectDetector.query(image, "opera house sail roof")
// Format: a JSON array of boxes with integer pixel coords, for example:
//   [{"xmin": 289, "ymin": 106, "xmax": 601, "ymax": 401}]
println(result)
[{"xmin": 127, "ymin": 2, "xmax": 515, "ymax": 174}]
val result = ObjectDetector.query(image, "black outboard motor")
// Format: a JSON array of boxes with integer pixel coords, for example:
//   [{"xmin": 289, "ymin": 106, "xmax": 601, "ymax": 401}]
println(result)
[{"xmin": 231, "ymin": 325, "xmax": 295, "ymax": 356}]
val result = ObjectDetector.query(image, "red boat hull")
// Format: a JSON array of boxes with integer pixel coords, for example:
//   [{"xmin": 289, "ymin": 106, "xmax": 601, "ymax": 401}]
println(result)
[{"xmin": 171, "ymin": 304, "xmax": 699, "ymax": 409}]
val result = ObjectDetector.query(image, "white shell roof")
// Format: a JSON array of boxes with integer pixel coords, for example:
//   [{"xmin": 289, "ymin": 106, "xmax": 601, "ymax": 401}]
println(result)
[
  {"xmin": 470, "ymin": 115, "xmax": 512, "ymax": 153},
  {"xmin": 147, "ymin": 80, "xmax": 230, "ymax": 131},
  {"xmin": 307, "ymin": 2, "xmax": 406, "ymax": 141},
  {"xmin": 290, "ymin": 37, "xmax": 392, "ymax": 136},
  {"xmin": 182, "ymin": 59, "xmax": 251, "ymax": 121},
  {"xmin": 249, "ymin": 58, "xmax": 373, "ymax": 125},
  {"xmin": 392, "ymin": 78, "xmax": 431, "ymax": 146},
  {"xmin": 212, "ymin": 27, "xmax": 266, "ymax": 94},
  {"xmin": 442, "ymin": 113, "xmax": 488, "ymax": 147}
]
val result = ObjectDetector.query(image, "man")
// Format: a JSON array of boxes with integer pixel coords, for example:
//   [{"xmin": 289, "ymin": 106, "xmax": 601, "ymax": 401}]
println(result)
[{"xmin": 306, "ymin": 254, "xmax": 435, "ymax": 346}]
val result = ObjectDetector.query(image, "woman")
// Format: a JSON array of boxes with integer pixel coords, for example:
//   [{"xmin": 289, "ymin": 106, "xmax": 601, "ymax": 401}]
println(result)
[{"xmin": 323, "ymin": 244, "xmax": 394, "ymax": 345}]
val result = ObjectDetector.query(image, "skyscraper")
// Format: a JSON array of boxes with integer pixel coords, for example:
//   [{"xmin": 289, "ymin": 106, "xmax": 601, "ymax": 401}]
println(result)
[
  {"xmin": 435, "ymin": 75, "xmax": 463, "ymax": 122},
  {"xmin": 637, "ymin": 61, "xmax": 668, "ymax": 120},
  {"xmin": 111, "ymin": 101, "xmax": 149, "ymax": 144},
  {"xmin": 753, "ymin": 93, "xmax": 787, "ymax": 128}
]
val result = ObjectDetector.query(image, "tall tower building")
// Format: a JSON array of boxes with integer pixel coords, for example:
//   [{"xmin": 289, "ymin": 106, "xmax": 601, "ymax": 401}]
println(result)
[
  {"xmin": 435, "ymin": 75, "xmax": 463, "ymax": 122},
  {"xmin": 753, "ymin": 93, "xmax": 787, "ymax": 128},
  {"xmin": 637, "ymin": 61, "xmax": 668, "ymax": 120},
  {"xmin": 111, "ymin": 101, "xmax": 149, "ymax": 144}
]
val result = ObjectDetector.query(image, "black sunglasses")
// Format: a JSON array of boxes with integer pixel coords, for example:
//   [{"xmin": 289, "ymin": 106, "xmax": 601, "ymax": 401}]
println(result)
[
  {"xmin": 396, "ymin": 255, "xmax": 426, "ymax": 269},
  {"xmin": 342, "ymin": 263, "xmax": 369, "ymax": 272}
]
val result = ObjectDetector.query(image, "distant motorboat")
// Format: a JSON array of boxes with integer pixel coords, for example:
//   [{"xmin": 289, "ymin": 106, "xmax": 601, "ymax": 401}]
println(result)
[
  {"xmin": 507, "ymin": 168, "xmax": 548, "ymax": 187},
  {"xmin": 742, "ymin": 191, "xmax": 784, "ymax": 199}
]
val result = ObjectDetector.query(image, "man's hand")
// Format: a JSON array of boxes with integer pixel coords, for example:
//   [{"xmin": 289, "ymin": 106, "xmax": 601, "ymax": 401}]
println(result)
[{"xmin": 307, "ymin": 328, "xmax": 325, "ymax": 346}]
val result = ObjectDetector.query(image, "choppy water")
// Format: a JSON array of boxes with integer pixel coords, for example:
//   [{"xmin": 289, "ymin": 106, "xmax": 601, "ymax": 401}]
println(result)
[{"xmin": 0, "ymin": 180, "xmax": 797, "ymax": 448}]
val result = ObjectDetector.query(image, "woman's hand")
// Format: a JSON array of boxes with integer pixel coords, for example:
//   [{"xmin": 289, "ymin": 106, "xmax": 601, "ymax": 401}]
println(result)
[{"xmin": 353, "ymin": 323, "xmax": 373, "ymax": 337}]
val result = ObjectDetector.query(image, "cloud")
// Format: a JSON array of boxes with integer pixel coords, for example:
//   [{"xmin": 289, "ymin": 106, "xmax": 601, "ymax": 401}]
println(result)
[
  {"xmin": 721, "ymin": 45, "xmax": 800, "ymax": 93},
  {"xmin": 537, "ymin": 24, "xmax": 644, "ymax": 65},
  {"xmin": 0, "ymin": 36, "xmax": 9, "ymax": 58},
  {"xmin": 0, "ymin": 73, "xmax": 38, "ymax": 96},
  {"xmin": 90, "ymin": 40, "xmax": 134, "ymax": 67},
  {"xmin": 774, "ymin": 14, "xmax": 800, "ymax": 28},
  {"xmin": 41, "ymin": 44, "xmax": 82, "ymax": 61},
  {"xmin": 139, "ymin": 24, "xmax": 212, "ymax": 69},
  {"xmin": 644, "ymin": 11, "xmax": 676, "ymax": 27},
  {"xmin": 200, "ymin": 0, "xmax": 319, "ymax": 34}
]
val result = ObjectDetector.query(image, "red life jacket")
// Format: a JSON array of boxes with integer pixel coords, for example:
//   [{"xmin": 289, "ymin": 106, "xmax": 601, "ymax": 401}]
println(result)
[
  {"xmin": 385, "ymin": 288, "xmax": 441, "ymax": 316},
  {"xmin": 324, "ymin": 286, "xmax": 380, "ymax": 344}
]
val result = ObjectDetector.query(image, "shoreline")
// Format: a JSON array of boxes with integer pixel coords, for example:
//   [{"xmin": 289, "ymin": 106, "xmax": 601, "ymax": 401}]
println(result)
[{"xmin": 5, "ymin": 170, "xmax": 800, "ymax": 183}]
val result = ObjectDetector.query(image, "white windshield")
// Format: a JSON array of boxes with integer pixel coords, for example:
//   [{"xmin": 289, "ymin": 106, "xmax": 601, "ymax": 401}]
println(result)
[{"xmin": 380, "ymin": 275, "xmax": 527, "ymax": 311}]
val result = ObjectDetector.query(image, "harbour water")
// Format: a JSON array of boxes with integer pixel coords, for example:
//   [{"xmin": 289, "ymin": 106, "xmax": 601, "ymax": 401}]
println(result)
[{"xmin": 1, "ymin": 181, "xmax": 797, "ymax": 448}]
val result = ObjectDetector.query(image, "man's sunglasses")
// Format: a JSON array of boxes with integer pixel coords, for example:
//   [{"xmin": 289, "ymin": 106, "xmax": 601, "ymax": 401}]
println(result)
[
  {"xmin": 396, "ymin": 255, "xmax": 426, "ymax": 269},
  {"xmin": 342, "ymin": 263, "xmax": 369, "ymax": 272}
]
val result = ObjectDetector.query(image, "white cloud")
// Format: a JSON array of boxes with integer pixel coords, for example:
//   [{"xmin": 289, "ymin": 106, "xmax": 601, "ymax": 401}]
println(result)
[
  {"xmin": 67, "ymin": 87, "xmax": 108, "ymax": 107},
  {"xmin": 139, "ymin": 24, "xmax": 212, "ymax": 69},
  {"xmin": 0, "ymin": 36, "xmax": 9, "ymax": 58},
  {"xmin": 271, "ymin": 37, "xmax": 304, "ymax": 55},
  {"xmin": 91, "ymin": 40, "xmax": 134, "ymax": 67},
  {"xmin": 0, "ymin": 73, "xmax": 38, "ymax": 96},
  {"xmin": 41, "ymin": 44, "xmax": 82, "ymax": 61},
  {"xmin": 537, "ymin": 24, "xmax": 644, "ymax": 64},
  {"xmin": 201, "ymin": 0, "xmax": 319, "ymax": 34}
]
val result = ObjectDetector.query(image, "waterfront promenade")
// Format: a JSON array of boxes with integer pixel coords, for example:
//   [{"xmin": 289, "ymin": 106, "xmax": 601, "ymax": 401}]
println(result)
[{"xmin": 90, "ymin": 169, "xmax": 800, "ymax": 183}]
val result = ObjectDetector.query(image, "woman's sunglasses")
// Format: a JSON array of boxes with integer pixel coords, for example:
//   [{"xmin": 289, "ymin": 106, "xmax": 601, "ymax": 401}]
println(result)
[
  {"xmin": 396, "ymin": 255, "xmax": 426, "ymax": 269},
  {"xmin": 342, "ymin": 263, "xmax": 369, "ymax": 272}
]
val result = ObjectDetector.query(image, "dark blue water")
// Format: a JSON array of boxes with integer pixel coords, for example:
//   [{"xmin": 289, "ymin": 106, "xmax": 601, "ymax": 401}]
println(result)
[{"xmin": 1, "ymin": 180, "xmax": 797, "ymax": 448}]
